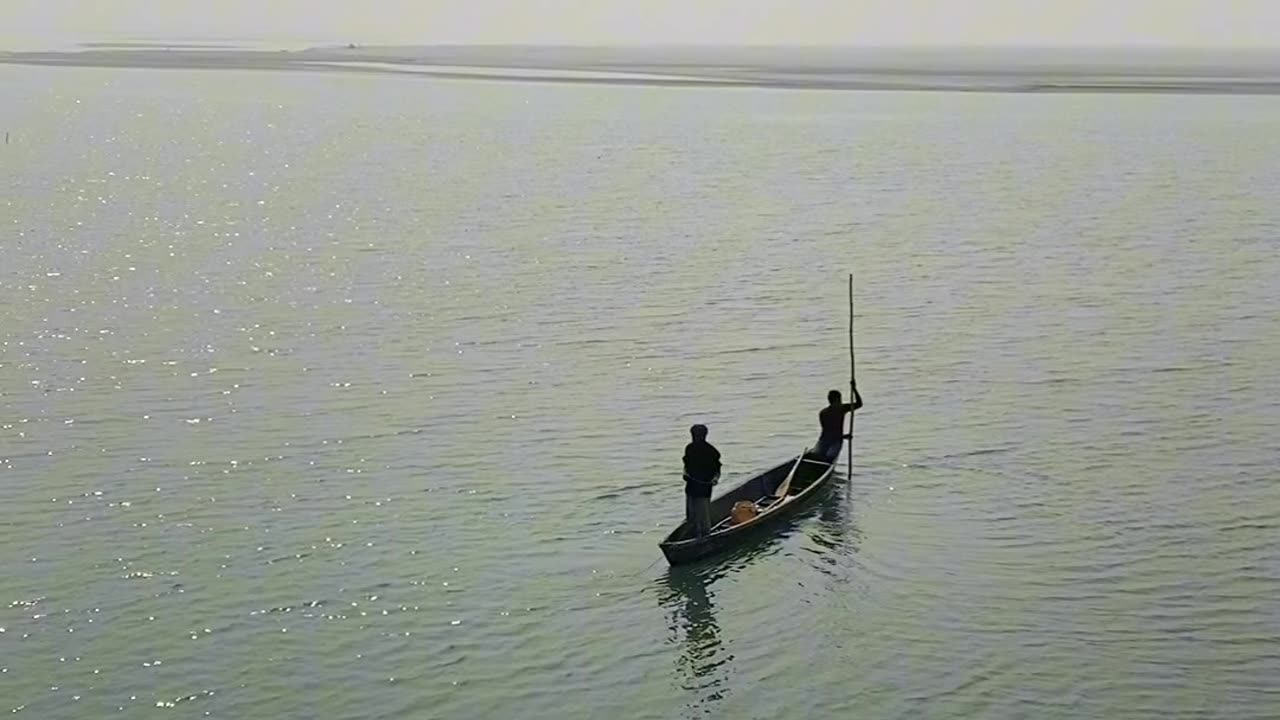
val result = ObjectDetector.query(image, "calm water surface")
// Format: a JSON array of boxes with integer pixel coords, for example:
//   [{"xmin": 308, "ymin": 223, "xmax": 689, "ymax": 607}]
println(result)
[{"xmin": 2, "ymin": 66, "xmax": 1279, "ymax": 719}]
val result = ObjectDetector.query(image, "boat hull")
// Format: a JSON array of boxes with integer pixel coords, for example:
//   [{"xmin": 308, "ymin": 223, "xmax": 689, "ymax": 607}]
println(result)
[{"xmin": 658, "ymin": 449, "xmax": 840, "ymax": 565}]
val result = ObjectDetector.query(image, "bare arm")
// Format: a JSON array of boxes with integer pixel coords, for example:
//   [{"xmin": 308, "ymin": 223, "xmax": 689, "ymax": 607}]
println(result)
[{"xmin": 843, "ymin": 389, "xmax": 863, "ymax": 439}]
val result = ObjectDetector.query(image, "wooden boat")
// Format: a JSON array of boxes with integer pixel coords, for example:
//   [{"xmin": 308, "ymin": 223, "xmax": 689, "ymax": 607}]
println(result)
[
  {"xmin": 658, "ymin": 447, "xmax": 840, "ymax": 565},
  {"xmin": 660, "ymin": 272, "xmax": 860, "ymax": 566}
]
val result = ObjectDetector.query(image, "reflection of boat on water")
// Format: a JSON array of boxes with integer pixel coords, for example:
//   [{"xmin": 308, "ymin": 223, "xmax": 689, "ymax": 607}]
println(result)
[
  {"xmin": 812, "ymin": 473, "xmax": 861, "ymax": 555},
  {"xmin": 658, "ymin": 565, "xmax": 731, "ymax": 707},
  {"xmin": 655, "ymin": 483, "xmax": 857, "ymax": 713}
]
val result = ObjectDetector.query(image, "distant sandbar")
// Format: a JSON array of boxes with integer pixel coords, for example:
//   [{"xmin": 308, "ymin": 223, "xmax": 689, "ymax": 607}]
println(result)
[{"xmin": 4, "ymin": 44, "xmax": 1280, "ymax": 95}]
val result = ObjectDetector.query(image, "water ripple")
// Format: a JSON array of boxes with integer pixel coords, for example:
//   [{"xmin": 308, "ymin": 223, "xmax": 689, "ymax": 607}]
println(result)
[{"xmin": 2, "ymin": 68, "xmax": 1279, "ymax": 720}]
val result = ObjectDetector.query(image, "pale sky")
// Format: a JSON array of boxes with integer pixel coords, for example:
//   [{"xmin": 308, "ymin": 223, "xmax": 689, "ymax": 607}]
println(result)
[{"xmin": 6, "ymin": 0, "xmax": 1279, "ymax": 47}]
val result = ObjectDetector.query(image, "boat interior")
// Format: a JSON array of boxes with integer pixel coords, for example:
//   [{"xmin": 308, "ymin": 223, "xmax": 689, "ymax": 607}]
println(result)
[{"xmin": 667, "ymin": 452, "xmax": 834, "ymax": 543}]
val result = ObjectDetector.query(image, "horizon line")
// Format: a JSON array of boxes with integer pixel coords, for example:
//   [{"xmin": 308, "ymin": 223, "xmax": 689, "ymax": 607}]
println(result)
[{"xmin": 73, "ymin": 39, "xmax": 1280, "ymax": 50}]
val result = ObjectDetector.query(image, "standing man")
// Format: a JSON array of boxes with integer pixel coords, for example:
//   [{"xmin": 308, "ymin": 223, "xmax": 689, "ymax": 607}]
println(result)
[
  {"xmin": 682, "ymin": 424, "xmax": 721, "ymax": 537},
  {"xmin": 814, "ymin": 387, "xmax": 863, "ymax": 461}
]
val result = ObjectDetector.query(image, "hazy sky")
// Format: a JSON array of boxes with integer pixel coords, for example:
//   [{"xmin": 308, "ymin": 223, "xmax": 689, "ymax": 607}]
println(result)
[{"xmin": 6, "ymin": 0, "xmax": 1279, "ymax": 47}]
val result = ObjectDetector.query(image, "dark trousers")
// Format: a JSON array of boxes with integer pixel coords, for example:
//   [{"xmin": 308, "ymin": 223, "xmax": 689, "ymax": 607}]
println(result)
[
  {"xmin": 814, "ymin": 437, "xmax": 842, "ymax": 461},
  {"xmin": 685, "ymin": 494, "xmax": 711, "ymax": 537}
]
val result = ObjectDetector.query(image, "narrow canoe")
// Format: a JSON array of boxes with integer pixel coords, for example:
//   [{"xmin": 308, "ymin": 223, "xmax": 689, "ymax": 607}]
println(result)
[{"xmin": 658, "ymin": 448, "xmax": 840, "ymax": 565}]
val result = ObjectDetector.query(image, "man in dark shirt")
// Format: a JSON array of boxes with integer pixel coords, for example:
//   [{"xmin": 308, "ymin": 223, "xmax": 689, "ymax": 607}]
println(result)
[
  {"xmin": 814, "ymin": 387, "xmax": 863, "ymax": 461},
  {"xmin": 682, "ymin": 424, "xmax": 721, "ymax": 537}
]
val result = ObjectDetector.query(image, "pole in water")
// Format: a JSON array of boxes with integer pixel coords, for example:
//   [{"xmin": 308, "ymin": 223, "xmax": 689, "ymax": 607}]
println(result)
[{"xmin": 847, "ymin": 272, "xmax": 855, "ymax": 481}]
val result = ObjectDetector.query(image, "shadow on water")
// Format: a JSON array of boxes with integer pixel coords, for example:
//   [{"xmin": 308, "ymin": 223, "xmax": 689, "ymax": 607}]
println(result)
[
  {"xmin": 657, "ymin": 563, "xmax": 732, "ymax": 715},
  {"xmin": 651, "ymin": 476, "xmax": 858, "ymax": 715},
  {"xmin": 809, "ymin": 473, "xmax": 862, "ymax": 561}
]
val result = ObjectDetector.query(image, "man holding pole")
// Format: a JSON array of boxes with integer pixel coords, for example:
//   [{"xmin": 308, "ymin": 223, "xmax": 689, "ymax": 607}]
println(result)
[{"xmin": 813, "ymin": 386, "xmax": 862, "ymax": 462}]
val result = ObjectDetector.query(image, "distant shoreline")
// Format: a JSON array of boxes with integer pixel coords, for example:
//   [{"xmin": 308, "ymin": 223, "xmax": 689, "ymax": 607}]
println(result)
[{"xmin": 4, "ymin": 44, "xmax": 1280, "ymax": 95}]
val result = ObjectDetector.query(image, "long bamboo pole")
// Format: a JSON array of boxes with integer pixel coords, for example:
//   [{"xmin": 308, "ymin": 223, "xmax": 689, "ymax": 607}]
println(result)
[{"xmin": 848, "ymin": 272, "xmax": 855, "ymax": 480}]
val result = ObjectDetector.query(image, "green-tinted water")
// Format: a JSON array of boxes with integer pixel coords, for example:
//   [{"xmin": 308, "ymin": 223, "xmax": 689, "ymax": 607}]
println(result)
[{"xmin": 2, "ymin": 66, "xmax": 1278, "ymax": 718}]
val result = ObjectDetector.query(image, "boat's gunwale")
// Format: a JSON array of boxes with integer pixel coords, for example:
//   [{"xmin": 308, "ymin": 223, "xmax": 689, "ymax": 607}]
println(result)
[{"xmin": 658, "ymin": 451, "xmax": 837, "ymax": 552}]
